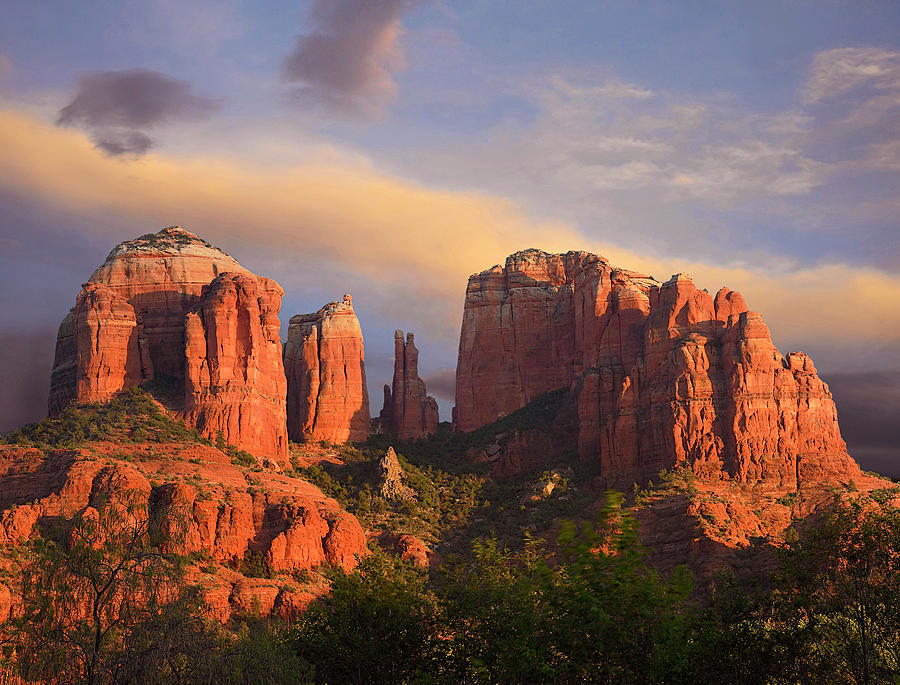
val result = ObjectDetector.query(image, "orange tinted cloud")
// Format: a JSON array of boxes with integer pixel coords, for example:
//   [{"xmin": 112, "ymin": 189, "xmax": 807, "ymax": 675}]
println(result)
[{"xmin": 1, "ymin": 107, "xmax": 898, "ymax": 359}]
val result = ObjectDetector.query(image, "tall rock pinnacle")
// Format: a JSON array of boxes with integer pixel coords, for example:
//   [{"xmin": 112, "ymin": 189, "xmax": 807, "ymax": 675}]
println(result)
[
  {"xmin": 381, "ymin": 330, "xmax": 439, "ymax": 440},
  {"xmin": 284, "ymin": 294, "xmax": 370, "ymax": 444},
  {"xmin": 183, "ymin": 272, "xmax": 288, "ymax": 462}
]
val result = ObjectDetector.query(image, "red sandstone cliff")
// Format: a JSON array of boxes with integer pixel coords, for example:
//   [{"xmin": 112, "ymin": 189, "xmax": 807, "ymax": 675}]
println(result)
[
  {"xmin": 64, "ymin": 283, "xmax": 145, "ymax": 407},
  {"xmin": 381, "ymin": 330, "xmax": 439, "ymax": 440},
  {"xmin": 455, "ymin": 249, "xmax": 859, "ymax": 486},
  {"xmin": 50, "ymin": 227, "xmax": 252, "ymax": 414},
  {"xmin": 48, "ymin": 227, "xmax": 288, "ymax": 462},
  {"xmin": 183, "ymin": 273, "xmax": 288, "ymax": 464},
  {"xmin": 284, "ymin": 294, "xmax": 370, "ymax": 444}
]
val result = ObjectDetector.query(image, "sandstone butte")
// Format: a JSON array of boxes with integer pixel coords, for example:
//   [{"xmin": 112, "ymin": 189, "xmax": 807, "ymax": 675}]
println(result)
[
  {"xmin": 380, "ymin": 330, "xmax": 439, "ymax": 440},
  {"xmin": 0, "ymin": 438, "xmax": 369, "ymax": 623},
  {"xmin": 284, "ymin": 294, "xmax": 370, "ymax": 444},
  {"xmin": 454, "ymin": 249, "xmax": 861, "ymax": 488},
  {"xmin": 47, "ymin": 227, "xmax": 289, "ymax": 463}
]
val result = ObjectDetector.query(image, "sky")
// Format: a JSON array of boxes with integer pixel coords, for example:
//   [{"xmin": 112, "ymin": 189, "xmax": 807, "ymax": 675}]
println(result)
[{"xmin": 0, "ymin": 1, "xmax": 898, "ymax": 474}]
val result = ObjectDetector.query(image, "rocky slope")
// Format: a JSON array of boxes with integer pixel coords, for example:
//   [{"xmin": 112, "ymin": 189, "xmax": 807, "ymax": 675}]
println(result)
[
  {"xmin": 48, "ymin": 227, "xmax": 290, "ymax": 462},
  {"xmin": 284, "ymin": 295, "xmax": 370, "ymax": 444},
  {"xmin": 455, "ymin": 249, "xmax": 859, "ymax": 486},
  {"xmin": 0, "ymin": 392, "xmax": 368, "ymax": 622},
  {"xmin": 380, "ymin": 331, "xmax": 439, "ymax": 440}
]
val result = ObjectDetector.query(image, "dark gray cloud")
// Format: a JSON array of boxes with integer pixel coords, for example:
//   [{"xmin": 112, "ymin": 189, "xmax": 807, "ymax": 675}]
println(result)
[
  {"xmin": 282, "ymin": 0, "xmax": 420, "ymax": 116},
  {"xmin": 423, "ymin": 367, "xmax": 455, "ymax": 402},
  {"xmin": 825, "ymin": 370, "xmax": 900, "ymax": 478},
  {"xmin": 0, "ymin": 327, "xmax": 55, "ymax": 434},
  {"xmin": 94, "ymin": 129, "xmax": 155, "ymax": 156},
  {"xmin": 57, "ymin": 68, "xmax": 221, "ymax": 155}
]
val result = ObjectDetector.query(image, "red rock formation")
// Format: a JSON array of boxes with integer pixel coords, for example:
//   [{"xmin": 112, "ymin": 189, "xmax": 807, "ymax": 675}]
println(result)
[
  {"xmin": 381, "ymin": 331, "xmax": 439, "ymax": 439},
  {"xmin": 65, "ymin": 283, "xmax": 145, "ymax": 408},
  {"xmin": 395, "ymin": 534, "xmax": 429, "ymax": 567},
  {"xmin": 49, "ymin": 227, "xmax": 251, "ymax": 413},
  {"xmin": 284, "ymin": 294, "xmax": 370, "ymax": 444},
  {"xmin": 183, "ymin": 273, "xmax": 288, "ymax": 463},
  {"xmin": 48, "ymin": 227, "xmax": 290, "ymax": 462},
  {"xmin": 455, "ymin": 249, "xmax": 859, "ymax": 486},
  {"xmin": 0, "ymin": 440, "xmax": 369, "ymax": 620}
]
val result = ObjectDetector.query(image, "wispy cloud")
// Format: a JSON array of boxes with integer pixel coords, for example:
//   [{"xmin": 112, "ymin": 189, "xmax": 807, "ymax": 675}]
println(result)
[
  {"xmin": 57, "ymin": 69, "xmax": 222, "ymax": 156},
  {"xmin": 282, "ymin": 0, "xmax": 421, "ymax": 117},
  {"xmin": 805, "ymin": 47, "xmax": 900, "ymax": 104},
  {"xmin": 450, "ymin": 74, "xmax": 829, "ymax": 207}
]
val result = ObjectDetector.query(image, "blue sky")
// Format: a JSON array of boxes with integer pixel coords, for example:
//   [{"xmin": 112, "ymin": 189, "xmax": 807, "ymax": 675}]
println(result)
[{"xmin": 0, "ymin": 1, "xmax": 898, "ymax": 472}]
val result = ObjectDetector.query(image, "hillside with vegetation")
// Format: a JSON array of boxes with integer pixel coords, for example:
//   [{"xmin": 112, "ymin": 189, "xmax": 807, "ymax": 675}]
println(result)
[{"xmin": 0, "ymin": 389, "xmax": 897, "ymax": 682}]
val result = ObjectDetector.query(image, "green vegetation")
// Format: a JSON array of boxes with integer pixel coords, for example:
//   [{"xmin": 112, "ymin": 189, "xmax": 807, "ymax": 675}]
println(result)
[
  {"xmin": 4, "ymin": 480, "xmax": 900, "ymax": 683},
  {"xmin": 364, "ymin": 387, "xmax": 573, "ymax": 476},
  {"xmin": 4, "ymin": 392, "xmax": 900, "ymax": 682},
  {"xmin": 1, "ymin": 388, "xmax": 211, "ymax": 449},
  {"xmin": 132, "ymin": 228, "xmax": 219, "ymax": 253},
  {"xmin": 239, "ymin": 549, "xmax": 273, "ymax": 579},
  {"xmin": 292, "ymin": 445, "xmax": 482, "ymax": 539}
]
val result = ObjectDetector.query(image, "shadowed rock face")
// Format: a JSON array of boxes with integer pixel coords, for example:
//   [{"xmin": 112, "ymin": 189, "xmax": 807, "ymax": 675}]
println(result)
[
  {"xmin": 380, "ymin": 330, "xmax": 439, "ymax": 440},
  {"xmin": 47, "ymin": 227, "xmax": 289, "ymax": 462},
  {"xmin": 284, "ymin": 294, "xmax": 370, "ymax": 444},
  {"xmin": 49, "ymin": 283, "xmax": 145, "ymax": 411},
  {"xmin": 455, "ymin": 249, "xmax": 859, "ymax": 486}
]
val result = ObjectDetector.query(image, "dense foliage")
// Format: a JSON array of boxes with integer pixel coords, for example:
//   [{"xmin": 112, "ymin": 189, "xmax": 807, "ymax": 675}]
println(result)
[
  {"xmin": 6, "ymin": 486, "xmax": 899, "ymax": 684},
  {"xmin": 292, "ymin": 444, "xmax": 482, "ymax": 539}
]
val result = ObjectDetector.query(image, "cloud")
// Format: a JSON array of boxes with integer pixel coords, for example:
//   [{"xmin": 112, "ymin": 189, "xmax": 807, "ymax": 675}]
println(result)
[
  {"xmin": 801, "ymin": 47, "xmax": 900, "ymax": 175},
  {"xmin": 418, "ymin": 74, "xmax": 831, "ymax": 216},
  {"xmin": 422, "ymin": 368, "xmax": 456, "ymax": 402},
  {"xmin": 282, "ymin": 0, "xmax": 420, "ymax": 117},
  {"xmin": 57, "ymin": 69, "xmax": 222, "ymax": 156},
  {"xmin": 0, "ymin": 108, "xmax": 581, "ymax": 338},
  {"xmin": 823, "ymin": 370, "xmax": 900, "ymax": 477},
  {"xmin": 805, "ymin": 47, "xmax": 900, "ymax": 104},
  {"xmin": 548, "ymin": 75, "xmax": 654, "ymax": 101},
  {"xmin": 2, "ymin": 107, "xmax": 899, "ymax": 368},
  {"xmin": 93, "ymin": 130, "xmax": 155, "ymax": 156}
]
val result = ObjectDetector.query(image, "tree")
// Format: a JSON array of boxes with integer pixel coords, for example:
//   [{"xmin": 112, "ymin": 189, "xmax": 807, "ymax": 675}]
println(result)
[
  {"xmin": 441, "ymin": 492, "xmax": 694, "ymax": 684},
  {"xmin": 773, "ymin": 496, "xmax": 900, "ymax": 684},
  {"xmin": 288, "ymin": 551, "xmax": 443, "ymax": 684},
  {"xmin": 9, "ymin": 490, "xmax": 208, "ymax": 684}
]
